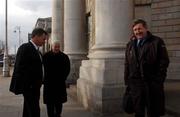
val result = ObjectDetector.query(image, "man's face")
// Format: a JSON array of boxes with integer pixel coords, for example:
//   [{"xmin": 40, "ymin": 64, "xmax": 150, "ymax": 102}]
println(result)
[
  {"xmin": 36, "ymin": 33, "xmax": 47, "ymax": 46},
  {"xmin": 52, "ymin": 44, "xmax": 60, "ymax": 53},
  {"xmin": 133, "ymin": 23, "xmax": 148, "ymax": 39}
]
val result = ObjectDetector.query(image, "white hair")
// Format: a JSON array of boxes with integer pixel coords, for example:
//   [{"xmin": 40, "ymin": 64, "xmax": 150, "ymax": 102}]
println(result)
[{"xmin": 51, "ymin": 40, "xmax": 60, "ymax": 46}]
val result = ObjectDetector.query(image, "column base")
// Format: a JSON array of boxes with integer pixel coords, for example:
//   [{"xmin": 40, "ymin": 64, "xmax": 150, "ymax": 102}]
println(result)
[
  {"xmin": 77, "ymin": 59, "xmax": 126, "ymax": 115},
  {"xmin": 3, "ymin": 71, "xmax": 10, "ymax": 77},
  {"xmin": 67, "ymin": 59, "xmax": 81, "ymax": 84},
  {"xmin": 66, "ymin": 54, "xmax": 87, "ymax": 85}
]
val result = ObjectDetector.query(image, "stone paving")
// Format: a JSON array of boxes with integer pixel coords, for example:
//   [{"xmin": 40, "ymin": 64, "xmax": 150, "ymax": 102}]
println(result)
[{"xmin": 0, "ymin": 75, "xmax": 95, "ymax": 117}]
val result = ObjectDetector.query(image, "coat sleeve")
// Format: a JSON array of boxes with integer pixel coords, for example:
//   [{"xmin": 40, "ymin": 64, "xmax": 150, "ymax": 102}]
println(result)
[
  {"xmin": 63, "ymin": 54, "xmax": 70, "ymax": 80},
  {"xmin": 9, "ymin": 45, "xmax": 27, "ymax": 95},
  {"xmin": 157, "ymin": 39, "xmax": 169, "ymax": 83},
  {"xmin": 124, "ymin": 43, "xmax": 130, "ymax": 85}
]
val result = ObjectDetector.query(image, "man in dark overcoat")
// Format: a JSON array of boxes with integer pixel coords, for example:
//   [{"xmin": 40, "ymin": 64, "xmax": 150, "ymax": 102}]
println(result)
[
  {"xmin": 43, "ymin": 42, "xmax": 70, "ymax": 117},
  {"xmin": 124, "ymin": 19, "xmax": 169, "ymax": 117},
  {"xmin": 9, "ymin": 28, "xmax": 48, "ymax": 117}
]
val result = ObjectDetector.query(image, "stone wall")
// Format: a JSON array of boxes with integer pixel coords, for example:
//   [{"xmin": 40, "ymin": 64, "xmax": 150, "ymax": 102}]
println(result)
[
  {"xmin": 151, "ymin": 0, "xmax": 180, "ymax": 51},
  {"xmin": 134, "ymin": 1, "xmax": 152, "ymax": 30},
  {"xmin": 151, "ymin": 0, "xmax": 180, "ymax": 79},
  {"xmin": 134, "ymin": 0, "xmax": 151, "ymax": 5}
]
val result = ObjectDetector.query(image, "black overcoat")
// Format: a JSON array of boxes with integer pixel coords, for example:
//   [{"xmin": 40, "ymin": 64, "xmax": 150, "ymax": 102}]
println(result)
[
  {"xmin": 9, "ymin": 42, "xmax": 43, "ymax": 95},
  {"xmin": 124, "ymin": 32, "xmax": 169, "ymax": 115},
  {"xmin": 43, "ymin": 51, "xmax": 70, "ymax": 104}
]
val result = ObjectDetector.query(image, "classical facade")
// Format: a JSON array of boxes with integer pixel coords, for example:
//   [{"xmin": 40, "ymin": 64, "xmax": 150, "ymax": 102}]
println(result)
[{"xmin": 51, "ymin": 0, "xmax": 180, "ymax": 116}]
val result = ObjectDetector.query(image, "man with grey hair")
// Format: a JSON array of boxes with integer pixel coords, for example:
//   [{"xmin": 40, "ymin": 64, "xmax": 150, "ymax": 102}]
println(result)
[{"xmin": 43, "ymin": 41, "xmax": 70, "ymax": 117}]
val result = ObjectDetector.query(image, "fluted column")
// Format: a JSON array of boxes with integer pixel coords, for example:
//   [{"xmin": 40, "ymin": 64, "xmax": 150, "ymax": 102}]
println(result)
[
  {"xmin": 51, "ymin": 0, "xmax": 64, "ymax": 50},
  {"xmin": 77, "ymin": 0, "xmax": 133, "ymax": 115},
  {"xmin": 64, "ymin": 0, "xmax": 87, "ymax": 84},
  {"xmin": 88, "ymin": 0, "xmax": 133, "ymax": 59}
]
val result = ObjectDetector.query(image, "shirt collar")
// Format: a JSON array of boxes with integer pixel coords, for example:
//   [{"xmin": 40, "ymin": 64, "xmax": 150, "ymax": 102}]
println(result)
[{"xmin": 30, "ymin": 40, "xmax": 39, "ymax": 50}]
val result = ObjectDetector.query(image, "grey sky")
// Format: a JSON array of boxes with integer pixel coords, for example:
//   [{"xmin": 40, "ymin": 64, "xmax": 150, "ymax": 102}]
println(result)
[
  {"xmin": 14, "ymin": 0, "xmax": 51, "ymax": 13},
  {"xmin": 0, "ymin": 0, "xmax": 51, "ymax": 54}
]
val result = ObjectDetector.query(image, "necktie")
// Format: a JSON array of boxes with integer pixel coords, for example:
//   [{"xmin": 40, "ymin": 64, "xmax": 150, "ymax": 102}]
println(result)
[
  {"xmin": 37, "ymin": 49, "xmax": 42, "ymax": 61},
  {"xmin": 137, "ymin": 40, "xmax": 142, "ymax": 47},
  {"xmin": 136, "ymin": 39, "xmax": 142, "ymax": 59},
  {"xmin": 37, "ymin": 48, "xmax": 44, "ymax": 80}
]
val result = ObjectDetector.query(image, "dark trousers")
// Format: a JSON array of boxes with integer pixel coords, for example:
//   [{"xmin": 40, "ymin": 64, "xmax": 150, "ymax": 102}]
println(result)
[
  {"xmin": 22, "ymin": 88, "xmax": 40, "ymax": 117},
  {"xmin": 46, "ymin": 102, "xmax": 63, "ymax": 117},
  {"xmin": 135, "ymin": 114, "xmax": 160, "ymax": 117},
  {"xmin": 130, "ymin": 83, "xmax": 160, "ymax": 117}
]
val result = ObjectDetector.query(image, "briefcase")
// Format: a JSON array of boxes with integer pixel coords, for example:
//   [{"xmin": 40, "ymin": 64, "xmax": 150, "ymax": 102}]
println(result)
[{"xmin": 122, "ymin": 86, "xmax": 134, "ymax": 114}]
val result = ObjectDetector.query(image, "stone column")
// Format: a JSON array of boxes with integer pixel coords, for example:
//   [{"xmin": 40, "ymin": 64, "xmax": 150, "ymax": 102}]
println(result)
[
  {"xmin": 52, "ymin": 0, "xmax": 64, "ymax": 50},
  {"xmin": 64, "ymin": 0, "xmax": 87, "ymax": 84},
  {"xmin": 77, "ymin": 0, "xmax": 133, "ymax": 116}
]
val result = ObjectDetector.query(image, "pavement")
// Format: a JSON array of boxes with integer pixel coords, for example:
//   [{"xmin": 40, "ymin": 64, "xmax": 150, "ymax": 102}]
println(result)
[
  {"xmin": 0, "ymin": 67, "xmax": 179, "ymax": 117},
  {"xmin": 0, "ymin": 74, "xmax": 95, "ymax": 117},
  {"xmin": 164, "ymin": 80, "xmax": 180, "ymax": 117}
]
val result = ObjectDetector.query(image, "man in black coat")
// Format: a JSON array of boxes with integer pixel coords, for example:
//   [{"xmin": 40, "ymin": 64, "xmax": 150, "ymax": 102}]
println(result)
[
  {"xmin": 9, "ymin": 28, "xmax": 48, "ymax": 117},
  {"xmin": 43, "ymin": 42, "xmax": 70, "ymax": 117},
  {"xmin": 124, "ymin": 19, "xmax": 169, "ymax": 117}
]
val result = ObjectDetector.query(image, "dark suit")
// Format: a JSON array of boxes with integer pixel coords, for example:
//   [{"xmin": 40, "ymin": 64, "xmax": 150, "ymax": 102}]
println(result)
[{"xmin": 10, "ymin": 41, "xmax": 43, "ymax": 117}]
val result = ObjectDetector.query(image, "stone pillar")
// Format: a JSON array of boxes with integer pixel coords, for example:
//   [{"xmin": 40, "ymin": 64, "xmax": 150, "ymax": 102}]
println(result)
[
  {"xmin": 52, "ymin": 0, "xmax": 64, "ymax": 50},
  {"xmin": 77, "ymin": 0, "xmax": 133, "ymax": 116},
  {"xmin": 64, "ymin": 0, "xmax": 87, "ymax": 84}
]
